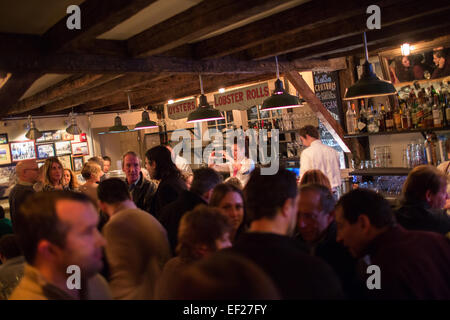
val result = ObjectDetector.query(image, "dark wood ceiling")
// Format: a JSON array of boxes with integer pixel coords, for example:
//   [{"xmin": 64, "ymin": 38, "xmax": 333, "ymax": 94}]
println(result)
[{"xmin": 1, "ymin": 0, "xmax": 449, "ymax": 118}]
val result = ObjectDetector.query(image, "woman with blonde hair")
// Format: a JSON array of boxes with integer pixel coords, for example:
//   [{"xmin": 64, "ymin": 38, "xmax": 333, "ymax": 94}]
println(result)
[
  {"xmin": 63, "ymin": 168, "xmax": 80, "ymax": 191},
  {"xmin": 299, "ymin": 169, "xmax": 332, "ymax": 192},
  {"xmin": 78, "ymin": 162, "xmax": 102, "ymax": 202},
  {"xmin": 42, "ymin": 157, "xmax": 67, "ymax": 191}
]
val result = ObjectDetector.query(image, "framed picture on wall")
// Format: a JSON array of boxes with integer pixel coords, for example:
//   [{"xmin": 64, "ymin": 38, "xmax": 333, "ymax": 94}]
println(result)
[
  {"xmin": 71, "ymin": 142, "xmax": 89, "ymax": 156},
  {"xmin": 0, "ymin": 144, "xmax": 12, "ymax": 165},
  {"xmin": 10, "ymin": 140, "xmax": 36, "ymax": 162},
  {"xmin": 58, "ymin": 155, "xmax": 72, "ymax": 170},
  {"xmin": 36, "ymin": 143, "xmax": 55, "ymax": 160},
  {"xmin": 72, "ymin": 156, "xmax": 84, "ymax": 172},
  {"xmin": 0, "ymin": 133, "xmax": 8, "ymax": 144},
  {"xmin": 52, "ymin": 131, "xmax": 62, "ymax": 141},
  {"xmin": 54, "ymin": 141, "xmax": 72, "ymax": 156}
]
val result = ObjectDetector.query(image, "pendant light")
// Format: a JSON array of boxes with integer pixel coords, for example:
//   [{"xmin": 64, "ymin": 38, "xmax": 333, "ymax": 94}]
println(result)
[
  {"xmin": 135, "ymin": 109, "xmax": 158, "ymax": 130},
  {"xmin": 25, "ymin": 115, "xmax": 43, "ymax": 140},
  {"xmin": 343, "ymin": 32, "xmax": 396, "ymax": 100},
  {"xmin": 187, "ymin": 74, "xmax": 224, "ymax": 123},
  {"xmin": 261, "ymin": 56, "xmax": 302, "ymax": 111},
  {"xmin": 107, "ymin": 114, "xmax": 129, "ymax": 133},
  {"xmin": 66, "ymin": 112, "xmax": 82, "ymax": 135}
]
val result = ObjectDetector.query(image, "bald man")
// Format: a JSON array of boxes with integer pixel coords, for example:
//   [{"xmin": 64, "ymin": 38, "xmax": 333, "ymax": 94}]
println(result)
[{"xmin": 9, "ymin": 160, "xmax": 39, "ymax": 228}]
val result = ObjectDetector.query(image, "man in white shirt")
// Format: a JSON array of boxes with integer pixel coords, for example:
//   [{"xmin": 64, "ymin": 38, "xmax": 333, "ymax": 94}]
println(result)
[{"xmin": 298, "ymin": 125, "xmax": 341, "ymax": 190}]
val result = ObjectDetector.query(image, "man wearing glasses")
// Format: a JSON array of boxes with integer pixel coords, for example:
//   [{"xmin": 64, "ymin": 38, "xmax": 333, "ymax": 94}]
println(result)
[{"xmin": 8, "ymin": 160, "xmax": 39, "ymax": 229}]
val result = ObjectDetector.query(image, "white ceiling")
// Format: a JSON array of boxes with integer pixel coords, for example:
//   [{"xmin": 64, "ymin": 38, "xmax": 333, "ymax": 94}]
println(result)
[
  {"xmin": 98, "ymin": 0, "xmax": 203, "ymax": 40},
  {"xmin": 0, "ymin": 0, "xmax": 85, "ymax": 34}
]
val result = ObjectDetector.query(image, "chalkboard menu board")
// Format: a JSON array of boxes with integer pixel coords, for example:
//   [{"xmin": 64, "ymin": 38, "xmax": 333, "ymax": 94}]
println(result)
[{"xmin": 312, "ymin": 71, "xmax": 345, "ymax": 166}]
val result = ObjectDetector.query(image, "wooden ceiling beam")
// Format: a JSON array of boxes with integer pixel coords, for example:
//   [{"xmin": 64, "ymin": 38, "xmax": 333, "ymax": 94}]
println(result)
[
  {"xmin": 191, "ymin": 0, "xmax": 405, "ymax": 59},
  {"xmin": 7, "ymin": 74, "xmax": 123, "ymax": 116},
  {"xmin": 127, "ymin": 0, "xmax": 288, "ymax": 57},
  {"xmin": 0, "ymin": 52, "xmax": 346, "ymax": 75},
  {"xmin": 287, "ymin": 10, "xmax": 450, "ymax": 61},
  {"xmin": 243, "ymin": 0, "xmax": 450, "ymax": 60}
]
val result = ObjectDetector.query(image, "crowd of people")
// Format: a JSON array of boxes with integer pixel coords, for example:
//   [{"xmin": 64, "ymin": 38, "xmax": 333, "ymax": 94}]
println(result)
[{"xmin": 0, "ymin": 138, "xmax": 450, "ymax": 300}]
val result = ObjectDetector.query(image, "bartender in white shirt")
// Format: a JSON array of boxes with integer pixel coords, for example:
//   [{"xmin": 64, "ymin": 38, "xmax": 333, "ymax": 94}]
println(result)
[
  {"xmin": 298, "ymin": 125, "xmax": 341, "ymax": 191},
  {"xmin": 208, "ymin": 142, "xmax": 255, "ymax": 186}
]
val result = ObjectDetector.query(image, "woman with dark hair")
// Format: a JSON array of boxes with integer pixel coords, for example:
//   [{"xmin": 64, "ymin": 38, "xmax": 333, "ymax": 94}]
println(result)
[
  {"xmin": 145, "ymin": 145, "xmax": 187, "ymax": 219},
  {"xmin": 42, "ymin": 157, "xmax": 67, "ymax": 191},
  {"xmin": 210, "ymin": 183, "xmax": 246, "ymax": 242}
]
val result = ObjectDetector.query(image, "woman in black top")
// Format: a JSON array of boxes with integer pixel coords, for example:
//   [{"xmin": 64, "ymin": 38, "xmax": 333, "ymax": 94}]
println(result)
[{"xmin": 145, "ymin": 146, "xmax": 187, "ymax": 219}]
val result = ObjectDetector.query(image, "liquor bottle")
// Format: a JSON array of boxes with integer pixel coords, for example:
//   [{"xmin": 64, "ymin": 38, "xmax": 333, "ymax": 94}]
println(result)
[
  {"xmin": 367, "ymin": 105, "xmax": 379, "ymax": 133},
  {"xmin": 432, "ymin": 95, "xmax": 442, "ymax": 128},
  {"xmin": 394, "ymin": 105, "xmax": 402, "ymax": 130},
  {"xmin": 345, "ymin": 102, "xmax": 357, "ymax": 134},
  {"xmin": 351, "ymin": 103, "xmax": 359, "ymax": 133},
  {"xmin": 378, "ymin": 104, "xmax": 386, "ymax": 132},
  {"xmin": 385, "ymin": 103, "xmax": 394, "ymax": 131},
  {"xmin": 401, "ymin": 103, "xmax": 409, "ymax": 130},
  {"xmin": 357, "ymin": 100, "xmax": 368, "ymax": 133}
]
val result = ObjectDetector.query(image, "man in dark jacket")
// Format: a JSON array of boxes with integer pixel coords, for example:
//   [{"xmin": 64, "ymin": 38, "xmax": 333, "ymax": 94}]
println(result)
[
  {"xmin": 227, "ymin": 168, "xmax": 344, "ymax": 300},
  {"xmin": 336, "ymin": 189, "xmax": 450, "ymax": 299},
  {"xmin": 159, "ymin": 167, "xmax": 222, "ymax": 254},
  {"xmin": 122, "ymin": 151, "xmax": 156, "ymax": 214},
  {"xmin": 296, "ymin": 184, "xmax": 364, "ymax": 299},
  {"xmin": 8, "ymin": 159, "xmax": 39, "ymax": 229},
  {"xmin": 395, "ymin": 165, "xmax": 450, "ymax": 236}
]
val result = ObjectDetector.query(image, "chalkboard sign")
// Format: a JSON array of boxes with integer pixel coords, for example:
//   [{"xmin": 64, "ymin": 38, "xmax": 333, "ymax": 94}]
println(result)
[{"xmin": 312, "ymin": 71, "xmax": 345, "ymax": 166}]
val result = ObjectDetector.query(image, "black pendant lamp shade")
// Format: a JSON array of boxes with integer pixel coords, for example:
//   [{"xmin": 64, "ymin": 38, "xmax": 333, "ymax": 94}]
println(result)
[
  {"xmin": 25, "ymin": 115, "xmax": 43, "ymax": 140},
  {"xmin": 66, "ymin": 113, "xmax": 82, "ymax": 135},
  {"xmin": 187, "ymin": 74, "xmax": 224, "ymax": 123},
  {"xmin": 108, "ymin": 115, "xmax": 129, "ymax": 133},
  {"xmin": 261, "ymin": 56, "xmax": 302, "ymax": 111},
  {"xmin": 187, "ymin": 94, "xmax": 224, "ymax": 123},
  {"xmin": 344, "ymin": 32, "xmax": 396, "ymax": 100},
  {"xmin": 135, "ymin": 110, "xmax": 158, "ymax": 130},
  {"xmin": 262, "ymin": 78, "xmax": 303, "ymax": 111}
]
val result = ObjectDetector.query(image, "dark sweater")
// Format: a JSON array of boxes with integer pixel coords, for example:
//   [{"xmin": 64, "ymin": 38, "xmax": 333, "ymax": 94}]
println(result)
[
  {"xmin": 159, "ymin": 190, "xmax": 206, "ymax": 254},
  {"xmin": 364, "ymin": 226, "xmax": 450, "ymax": 299},
  {"xmin": 126, "ymin": 173, "xmax": 157, "ymax": 214},
  {"xmin": 8, "ymin": 183, "xmax": 35, "ymax": 228},
  {"xmin": 229, "ymin": 232, "xmax": 344, "ymax": 299},
  {"xmin": 150, "ymin": 176, "xmax": 186, "ymax": 220},
  {"xmin": 395, "ymin": 201, "xmax": 450, "ymax": 236}
]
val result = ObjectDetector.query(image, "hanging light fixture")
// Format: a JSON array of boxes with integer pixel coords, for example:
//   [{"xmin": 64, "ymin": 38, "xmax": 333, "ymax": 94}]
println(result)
[
  {"xmin": 187, "ymin": 74, "xmax": 224, "ymax": 123},
  {"xmin": 344, "ymin": 32, "xmax": 396, "ymax": 100},
  {"xmin": 108, "ymin": 114, "xmax": 129, "ymax": 133},
  {"xmin": 135, "ymin": 109, "xmax": 158, "ymax": 130},
  {"xmin": 25, "ymin": 115, "xmax": 43, "ymax": 140},
  {"xmin": 261, "ymin": 56, "xmax": 303, "ymax": 111},
  {"xmin": 66, "ymin": 112, "xmax": 82, "ymax": 135}
]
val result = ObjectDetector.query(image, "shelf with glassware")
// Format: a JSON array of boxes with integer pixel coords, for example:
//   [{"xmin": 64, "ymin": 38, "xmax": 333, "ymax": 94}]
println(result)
[
  {"xmin": 344, "ymin": 83, "xmax": 450, "ymax": 138},
  {"xmin": 350, "ymin": 168, "xmax": 411, "ymax": 176}
]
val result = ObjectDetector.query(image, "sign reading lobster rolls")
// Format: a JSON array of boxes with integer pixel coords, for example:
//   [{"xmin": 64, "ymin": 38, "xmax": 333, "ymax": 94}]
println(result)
[
  {"xmin": 167, "ymin": 98, "xmax": 198, "ymax": 120},
  {"xmin": 214, "ymin": 82, "xmax": 270, "ymax": 111}
]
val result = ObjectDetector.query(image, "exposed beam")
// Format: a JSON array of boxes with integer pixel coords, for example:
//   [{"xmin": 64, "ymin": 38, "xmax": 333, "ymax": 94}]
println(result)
[
  {"xmin": 0, "ymin": 73, "xmax": 42, "ymax": 117},
  {"xmin": 243, "ymin": 0, "xmax": 450, "ymax": 60},
  {"xmin": 192, "ymin": 0, "xmax": 404, "ymax": 59},
  {"xmin": 286, "ymin": 71, "xmax": 350, "ymax": 153},
  {"xmin": 0, "ymin": 53, "xmax": 347, "ymax": 74},
  {"xmin": 42, "ymin": 74, "xmax": 166, "ymax": 113},
  {"xmin": 128, "ymin": 0, "xmax": 288, "ymax": 57},
  {"xmin": 43, "ymin": 0, "xmax": 158, "ymax": 52},
  {"xmin": 8, "ymin": 74, "xmax": 123, "ymax": 116},
  {"xmin": 287, "ymin": 10, "xmax": 450, "ymax": 61}
]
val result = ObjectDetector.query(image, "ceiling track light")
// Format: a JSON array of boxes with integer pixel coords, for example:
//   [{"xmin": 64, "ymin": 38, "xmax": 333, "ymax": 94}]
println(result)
[
  {"xmin": 187, "ymin": 74, "xmax": 224, "ymax": 123},
  {"xmin": 343, "ymin": 32, "xmax": 397, "ymax": 100},
  {"xmin": 261, "ymin": 56, "xmax": 303, "ymax": 111}
]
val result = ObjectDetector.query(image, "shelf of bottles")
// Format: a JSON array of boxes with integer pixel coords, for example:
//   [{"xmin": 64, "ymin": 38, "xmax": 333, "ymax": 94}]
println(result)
[{"xmin": 344, "ymin": 84, "xmax": 450, "ymax": 138}]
